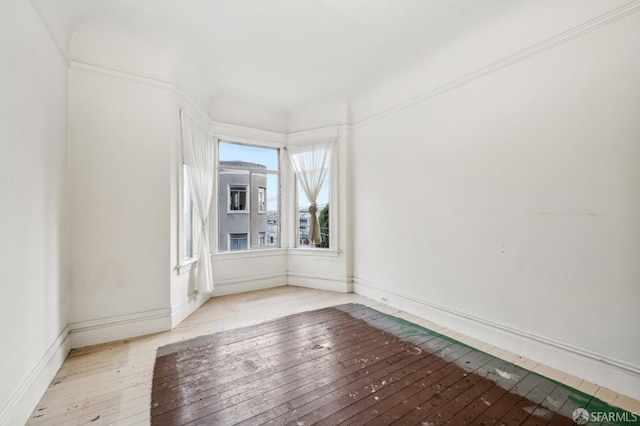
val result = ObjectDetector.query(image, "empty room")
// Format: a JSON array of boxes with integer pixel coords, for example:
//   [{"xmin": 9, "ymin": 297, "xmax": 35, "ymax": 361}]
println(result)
[{"xmin": 1, "ymin": 0, "xmax": 639, "ymax": 424}]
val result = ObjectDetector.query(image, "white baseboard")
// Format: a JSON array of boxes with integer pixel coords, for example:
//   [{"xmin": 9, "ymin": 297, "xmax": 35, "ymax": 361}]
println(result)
[
  {"xmin": 0, "ymin": 326, "xmax": 70, "ymax": 426},
  {"xmin": 353, "ymin": 278, "xmax": 640, "ymax": 400},
  {"xmin": 171, "ymin": 290, "xmax": 211, "ymax": 328},
  {"xmin": 211, "ymin": 272, "xmax": 288, "ymax": 297},
  {"xmin": 69, "ymin": 308, "xmax": 172, "ymax": 349},
  {"xmin": 288, "ymin": 272, "xmax": 350, "ymax": 293}
]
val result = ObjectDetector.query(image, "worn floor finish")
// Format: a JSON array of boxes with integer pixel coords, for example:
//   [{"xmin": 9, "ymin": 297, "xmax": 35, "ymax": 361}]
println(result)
[
  {"xmin": 27, "ymin": 287, "xmax": 640, "ymax": 425},
  {"xmin": 149, "ymin": 305, "xmax": 635, "ymax": 425}
]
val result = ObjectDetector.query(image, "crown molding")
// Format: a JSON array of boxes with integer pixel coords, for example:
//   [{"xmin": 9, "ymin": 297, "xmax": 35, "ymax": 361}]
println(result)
[
  {"xmin": 68, "ymin": 62, "xmax": 216, "ymax": 126},
  {"xmin": 287, "ymin": 125, "xmax": 340, "ymax": 145},
  {"xmin": 30, "ymin": 0, "xmax": 70, "ymax": 65},
  {"xmin": 69, "ymin": 61, "xmax": 174, "ymax": 91},
  {"xmin": 353, "ymin": 0, "xmax": 640, "ymax": 128},
  {"xmin": 212, "ymin": 121, "xmax": 288, "ymax": 145},
  {"xmin": 175, "ymin": 89, "xmax": 212, "ymax": 127}
]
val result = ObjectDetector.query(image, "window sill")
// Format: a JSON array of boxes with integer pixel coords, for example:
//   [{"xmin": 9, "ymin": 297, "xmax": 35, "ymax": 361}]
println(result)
[
  {"xmin": 176, "ymin": 257, "xmax": 198, "ymax": 275},
  {"xmin": 288, "ymin": 248, "xmax": 341, "ymax": 257},
  {"xmin": 180, "ymin": 248, "xmax": 340, "ymax": 266},
  {"xmin": 212, "ymin": 248, "xmax": 288, "ymax": 261}
]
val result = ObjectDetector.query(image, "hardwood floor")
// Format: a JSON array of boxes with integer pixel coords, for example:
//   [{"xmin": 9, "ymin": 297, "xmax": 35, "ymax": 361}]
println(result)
[
  {"xmin": 150, "ymin": 304, "xmax": 579, "ymax": 425},
  {"xmin": 27, "ymin": 286, "xmax": 639, "ymax": 425}
]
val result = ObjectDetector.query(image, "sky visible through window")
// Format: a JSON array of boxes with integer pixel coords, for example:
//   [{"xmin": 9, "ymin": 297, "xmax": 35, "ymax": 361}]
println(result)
[{"xmin": 219, "ymin": 141, "xmax": 329, "ymax": 210}]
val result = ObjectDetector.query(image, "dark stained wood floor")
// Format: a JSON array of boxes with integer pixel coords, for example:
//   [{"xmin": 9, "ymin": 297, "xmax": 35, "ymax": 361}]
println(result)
[{"xmin": 150, "ymin": 305, "xmax": 634, "ymax": 425}]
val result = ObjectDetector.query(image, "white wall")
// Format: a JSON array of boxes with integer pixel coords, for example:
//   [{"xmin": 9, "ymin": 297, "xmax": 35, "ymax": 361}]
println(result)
[
  {"xmin": 68, "ymin": 67, "xmax": 174, "ymax": 347},
  {"xmin": 0, "ymin": 1, "xmax": 69, "ymax": 424},
  {"xmin": 351, "ymin": 13, "xmax": 640, "ymax": 398}
]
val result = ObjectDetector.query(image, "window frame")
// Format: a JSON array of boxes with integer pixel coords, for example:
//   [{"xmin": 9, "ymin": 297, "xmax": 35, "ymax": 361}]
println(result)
[
  {"xmin": 227, "ymin": 184, "xmax": 249, "ymax": 214},
  {"xmin": 257, "ymin": 186, "xmax": 267, "ymax": 214},
  {"xmin": 289, "ymin": 138, "xmax": 337, "ymax": 251},
  {"xmin": 228, "ymin": 232, "xmax": 249, "ymax": 251},
  {"xmin": 215, "ymin": 139, "xmax": 282, "ymax": 254}
]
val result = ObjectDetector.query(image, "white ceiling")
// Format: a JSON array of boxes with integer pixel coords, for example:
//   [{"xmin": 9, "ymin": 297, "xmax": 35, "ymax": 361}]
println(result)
[{"xmin": 37, "ymin": 0, "xmax": 629, "ymax": 118}]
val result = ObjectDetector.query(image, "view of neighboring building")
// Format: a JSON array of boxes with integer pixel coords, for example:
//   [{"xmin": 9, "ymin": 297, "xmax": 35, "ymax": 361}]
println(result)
[
  {"xmin": 216, "ymin": 158, "xmax": 326, "ymax": 250},
  {"xmin": 266, "ymin": 212, "xmax": 278, "ymax": 246},
  {"xmin": 299, "ymin": 209, "xmax": 310, "ymax": 244},
  {"xmin": 218, "ymin": 160, "xmax": 269, "ymax": 251}
]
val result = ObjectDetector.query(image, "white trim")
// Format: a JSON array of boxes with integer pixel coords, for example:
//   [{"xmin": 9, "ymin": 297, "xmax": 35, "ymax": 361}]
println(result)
[
  {"xmin": 176, "ymin": 257, "xmax": 198, "ymax": 275},
  {"xmin": 212, "ymin": 248, "xmax": 287, "ymax": 261},
  {"xmin": 176, "ymin": 90, "xmax": 211, "ymax": 127},
  {"xmin": 170, "ymin": 291, "xmax": 211, "ymax": 328},
  {"xmin": 330, "ymin": 133, "xmax": 341, "ymax": 251},
  {"xmin": 0, "ymin": 326, "xmax": 70, "ymax": 426},
  {"xmin": 288, "ymin": 248, "xmax": 341, "ymax": 257},
  {"xmin": 69, "ymin": 309, "xmax": 171, "ymax": 349},
  {"xmin": 214, "ymin": 271, "xmax": 288, "ymax": 286},
  {"xmin": 212, "ymin": 121, "xmax": 287, "ymax": 146},
  {"xmin": 30, "ymin": 0, "xmax": 70, "ymax": 65},
  {"xmin": 352, "ymin": 0, "xmax": 640, "ymax": 129},
  {"xmin": 353, "ymin": 277, "xmax": 640, "ymax": 400},
  {"xmin": 287, "ymin": 126, "xmax": 340, "ymax": 145},
  {"xmin": 212, "ymin": 272, "xmax": 288, "ymax": 297},
  {"xmin": 69, "ymin": 61, "xmax": 173, "ymax": 91},
  {"xmin": 288, "ymin": 272, "xmax": 350, "ymax": 293},
  {"xmin": 67, "ymin": 62, "xmax": 211, "ymax": 129}
]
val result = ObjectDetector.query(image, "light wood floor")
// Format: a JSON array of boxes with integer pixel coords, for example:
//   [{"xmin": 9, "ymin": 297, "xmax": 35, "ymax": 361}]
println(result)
[{"xmin": 27, "ymin": 286, "xmax": 640, "ymax": 425}]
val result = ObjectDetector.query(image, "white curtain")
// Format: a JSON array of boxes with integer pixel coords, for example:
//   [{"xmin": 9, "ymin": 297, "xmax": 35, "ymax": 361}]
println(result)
[
  {"xmin": 287, "ymin": 140, "xmax": 335, "ymax": 245},
  {"xmin": 180, "ymin": 110, "xmax": 215, "ymax": 293}
]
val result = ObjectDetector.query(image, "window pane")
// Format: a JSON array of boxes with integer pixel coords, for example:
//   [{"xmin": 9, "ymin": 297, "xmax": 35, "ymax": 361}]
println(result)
[
  {"xmin": 183, "ymin": 164, "xmax": 199, "ymax": 259},
  {"xmin": 218, "ymin": 141, "xmax": 279, "ymax": 252},
  {"xmin": 266, "ymin": 174, "xmax": 279, "ymax": 248},
  {"xmin": 183, "ymin": 164, "xmax": 193, "ymax": 259},
  {"xmin": 297, "ymin": 174, "xmax": 329, "ymax": 248}
]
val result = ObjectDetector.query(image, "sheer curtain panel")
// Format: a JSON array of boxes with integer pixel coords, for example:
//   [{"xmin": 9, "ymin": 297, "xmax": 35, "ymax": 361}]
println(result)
[
  {"xmin": 287, "ymin": 141, "xmax": 335, "ymax": 246},
  {"xmin": 180, "ymin": 110, "xmax": 215, "ymax": 293}
]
